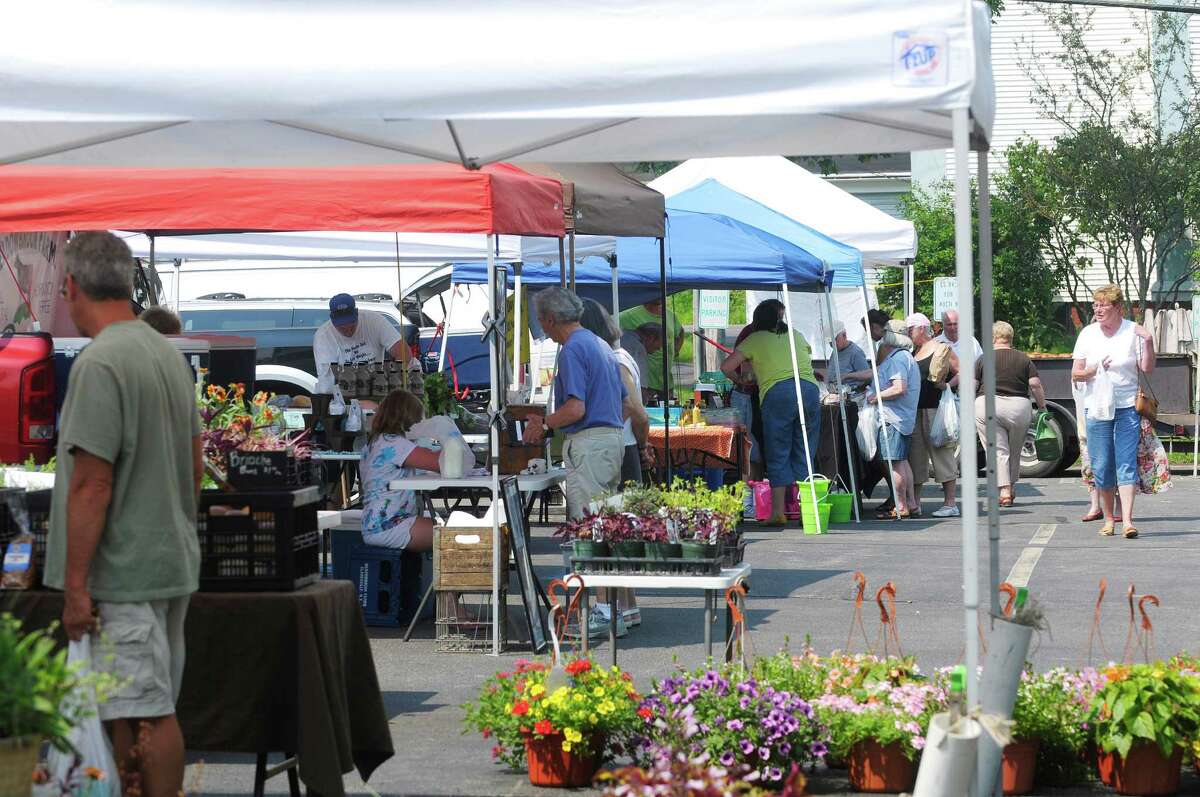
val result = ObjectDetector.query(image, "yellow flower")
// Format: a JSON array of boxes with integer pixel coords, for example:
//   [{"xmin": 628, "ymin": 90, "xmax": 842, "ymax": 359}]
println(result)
[
  {"xmin": 597, "ymin": 700, "xmax": 615, "ymax": 715},
  {"xmin": 592, "ymin": 686, "xmax": 605, "ymax": 697},
  {"xmin": 573, "ymin": 693, "xmax": 585, "ymax": 702},
  {"xmin": 561, "ymin": 741, "xmax": 572, "ymax": 752},
  {"xmin": 564, "ymin": 727, "xmax": 583, "ymax": 743},
  {"xmin": 529, "ymin": 683, "xmax": 545, "ymax": 697}
]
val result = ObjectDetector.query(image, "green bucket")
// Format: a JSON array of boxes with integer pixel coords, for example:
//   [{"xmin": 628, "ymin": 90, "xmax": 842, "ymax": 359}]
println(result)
[
  {"xmin": 801, "ymin": 498, "xmax": 832, "ymax": 535},
  {"xmin": 827, "ymin": 492, "xmax": 854, "ymax": 523},
  {"xmin": 796, "ymin": 477, "xmax": 831, "ymax": 503}
]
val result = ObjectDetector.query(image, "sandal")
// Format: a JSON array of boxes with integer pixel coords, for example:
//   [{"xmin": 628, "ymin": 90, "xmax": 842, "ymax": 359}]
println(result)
[
  {"xmin": 874, "ymin": 505, "xmax": 896, "ymax": 520},
  {"xmin": 1080, "ymin": 510, "xmax": 1104, "ymax": 522},
  {"xmin": 1098, "ymin": 523, "xmax": 1116, "ymax": 537},
  {"xmin": 1122, "ymin": 525, "xmax": 1139, "ymax": 539},
  {"xmin": 998, "ymin": 496, "xmax": 1014, "ymax": 508},
  {"xmin": 892, "ymin": 508, "xmax": 910, "ymax": 520}
]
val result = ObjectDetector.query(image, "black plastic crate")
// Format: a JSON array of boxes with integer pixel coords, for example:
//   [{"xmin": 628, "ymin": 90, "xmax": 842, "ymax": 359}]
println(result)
[
  {"xmin": 569, "ymin": 555, "xmax": 722, "ymax": 577},
  {"xmin": 197, "ymin": 487, "xmax": 321, "ymax": 592}
]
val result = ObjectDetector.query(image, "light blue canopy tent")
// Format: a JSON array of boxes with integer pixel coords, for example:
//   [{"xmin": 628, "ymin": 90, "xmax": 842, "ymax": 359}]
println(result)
[{"xmin": 451, "ymin": 207, "xmax": 865, "ymax": 520}]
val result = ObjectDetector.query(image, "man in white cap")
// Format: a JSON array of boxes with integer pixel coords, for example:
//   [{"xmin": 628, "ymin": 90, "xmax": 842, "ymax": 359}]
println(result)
[{"xmin": 828, "ymin": 319, "xmax": 870, "ymax": 386}]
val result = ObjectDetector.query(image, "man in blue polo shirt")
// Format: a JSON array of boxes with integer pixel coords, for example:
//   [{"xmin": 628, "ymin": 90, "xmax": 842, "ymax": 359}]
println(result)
[{"xmin": 523, "ymin": 287, "xmax": 626, "ymax": 519}]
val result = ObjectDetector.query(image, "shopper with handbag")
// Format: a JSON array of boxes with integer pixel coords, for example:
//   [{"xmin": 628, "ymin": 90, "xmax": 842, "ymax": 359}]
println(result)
[{"xmin": 1070, "ymin": 284, "xmax": 1156, "ymax": 539}]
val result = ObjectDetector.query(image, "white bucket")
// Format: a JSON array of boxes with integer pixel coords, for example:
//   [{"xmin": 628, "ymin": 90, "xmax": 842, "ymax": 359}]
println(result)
[
  {"xmin": 912, "ymin": 712, "xmax": 981, "ymax": 797},
  {"xmin": 977, "ymin": 617, "xmax": 1035, "ymax": 796}
]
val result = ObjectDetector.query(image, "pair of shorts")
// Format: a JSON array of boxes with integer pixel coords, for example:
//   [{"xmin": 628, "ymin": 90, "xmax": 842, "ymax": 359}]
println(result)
[
  {"xmin": 363, "ymin": 513, "xmax": 420, "ymax": 550},
  {"xmin": 93, "ymin": 597, "xmax": 189, "ymax": 721},
  {"xmin": 877, "ymin": 424, "xmax": 912, "ymax": 462}
]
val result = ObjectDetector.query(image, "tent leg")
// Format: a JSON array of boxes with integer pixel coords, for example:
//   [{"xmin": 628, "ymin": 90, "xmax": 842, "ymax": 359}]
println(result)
[
  {"xmin": 569, "ymin": 231, "xmax": 576, "ymax": 293},
  {"xmin": 659, "ymin": 237, "xmax": 671, "ymax": 483},
  {"xmin": 822, "ymin": 289, "xmax": 860, "ymax": 522},
  {"xmin": 952, "ymin": 108, "xmax": 980, "ymax": 714},
  {"xmin": 610, "ymin": 258, "xmax": 619, "ymax": 315},
  {"xmin": 513, "ymin": 262, "xmax": 523, "ymax": 390},
  {"xmin": 559, "ymin": 239, "xmax": 567, "ymax": 288},
  {"xmin": 858, "ymin": 281, "xmax": 899, "ymax": 514},
  {"xmin": 782, "ymin": 284, "xmax": 820, "ymax": 514},
  {"xmin": 978, "ymin": 152, "xmax": 1000, "ymax": 621},
  {"xmin": 485, "ymin": 235, "xmax": 502, "ymax": 656}
]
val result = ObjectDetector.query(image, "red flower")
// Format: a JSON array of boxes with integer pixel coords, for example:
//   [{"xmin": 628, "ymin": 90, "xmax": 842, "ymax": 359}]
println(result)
[
  {"xmin": 491, "ymin": 746, "xmax": 500, "ymax": 759},
  {"xmin": 534, "ymin": 719, "xmax": 555, "ymax": 735},
  {"xmin": 511, "ymin": 700, "xmax": 531, "ymax": 716},
  {"xmin": 515, "ymin": 680, "xmax": 526, "ymax": 694},
  {"xmin": 565, "ymin": 659, "xmax": 592, "ymax": 676},
  {"xmin": 496, "ymin": 671, "xmax": 510, "ymax": 679},
  {"xmin": 482, "ymin": 727, "xmax": 491, "ymax": 739},
  {"xmin": 637, "ymin": 707, "xmax": 653, "ymax": 720}
]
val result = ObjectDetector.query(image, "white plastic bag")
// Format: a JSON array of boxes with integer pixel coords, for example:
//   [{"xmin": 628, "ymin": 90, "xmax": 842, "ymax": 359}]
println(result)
[
  {"xmin": 856, "ymin": 402, "xmax": 878, "ymax": 461},
  {"xmin": 929, "ymin": 387, "xmax": 960, "ymax": 448},
  {"xmin": 1091, "ymin": 368, "xmax": 1115, "ymax": 421},
  {"xmin": 343, "ymin": 399, "xmax": 363, "ymax": 432},
  {"xmin": 409, "ymin": 415, "xmax": 476, "ymax": 475},
  {"xmin": 328, "ymin": 387, "xmax": 346, "ymax": 416},
  {"xmin": 46, "ymin": 637, "xmax": 120, "ymax": 797}
]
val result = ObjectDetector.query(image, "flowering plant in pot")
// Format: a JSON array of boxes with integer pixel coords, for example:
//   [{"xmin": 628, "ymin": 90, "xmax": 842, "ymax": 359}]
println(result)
[
  {"xmin": 554, "ymin": 515, "xmax": 609, "ymax": 560},
  {"xmin": 1088, "ymin": 663, "xmax": 1200, "ymax": 795},
  {"xmin": 462, "ymin": 657, "xmax": 642, "ymax": 786},
  {"xmin": 634, "ymin": 667, "xmax": 827, "ymax": 786},
  {"xmin": 1004, "ymin": 668, "xmax": 1095, "ymax": 792},
  {"xmin": 814, "ymin": 680, "xmax": 945, "ymax": 792},
  {"xmin": 598, "ymin": 747, "xmax": 811, "ymax": 796}
]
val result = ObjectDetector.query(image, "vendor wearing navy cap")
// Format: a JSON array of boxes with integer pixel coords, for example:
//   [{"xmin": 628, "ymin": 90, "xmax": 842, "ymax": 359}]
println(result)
[{"xmin": 313, "ymin": 293, "xmax": 410, "ymax": 385}]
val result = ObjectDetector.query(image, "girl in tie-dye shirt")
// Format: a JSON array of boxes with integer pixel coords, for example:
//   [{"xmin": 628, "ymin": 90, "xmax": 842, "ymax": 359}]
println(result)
[{"xmin": 359, "ymin": 390, "xmax": 441, "ymax": 551}]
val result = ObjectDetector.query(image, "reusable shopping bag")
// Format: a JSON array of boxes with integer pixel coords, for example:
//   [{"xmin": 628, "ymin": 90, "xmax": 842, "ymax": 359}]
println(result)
[
  {"xmin": 929, "ymin": 387, "xmax": 960, "ymax": 448},
  {"xmin": 46, "ymin": 637, "xmax": 120, "ymax": 796},
  {"xmin": 1033, "ymin": 411, "xmax": 1062, "ymax": 462},
  {"xmin": 856, "ymin": 402, "xmax": 878, "ymax": 461},
  {"xmin": 1091, "ymin": 368, "xmax": 1115, "ymax": 421}
]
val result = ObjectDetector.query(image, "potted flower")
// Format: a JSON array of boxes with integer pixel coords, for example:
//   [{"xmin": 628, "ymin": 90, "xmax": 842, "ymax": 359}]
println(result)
[
  {"xmin": 463, "ymin": 657, "xmax": 642, "ymax": 787},
  {"xmin": 637, "ymin": 514, "xmax": 677, "ymax": 567},
  {"xmin": 635, "ymin": 667, "xmax": 827, "ymax": 786},
  {"xmin": 0, "ymin": 616, "xmax": 113, "ymax": 797},
  {"xmin": 596, "ymin": 511, "xmax": 646, "ymax": 571},
  {"xmin": 815, "ymin": 680, "xmax": 945, "ymax": 793},
  {"xmin": 598, "ymin": 748, "xmax": 810, "ymax": 796},
  {"xmin": 554, "ymin": 516, "xmax": 608, "ymax": 562},
  {"xmin": 1089, "ymin": 663, "xmax": 1200, "ymax": 795},
  {"xmin": 1003, "ymin": 668, "xmax": 1093, "ymax": 794}
]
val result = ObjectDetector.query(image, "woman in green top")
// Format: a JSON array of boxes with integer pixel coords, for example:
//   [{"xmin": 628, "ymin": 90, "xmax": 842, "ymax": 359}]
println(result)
[{"xmin": 721, "ymin": 299, "xmax": 822, "ymax": 523}]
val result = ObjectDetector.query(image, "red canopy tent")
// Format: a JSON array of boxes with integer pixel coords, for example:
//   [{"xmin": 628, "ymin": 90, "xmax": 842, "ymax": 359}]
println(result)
[{"xmin": 0, "ymin": 162, "xmax": 564, "ymax": 235}]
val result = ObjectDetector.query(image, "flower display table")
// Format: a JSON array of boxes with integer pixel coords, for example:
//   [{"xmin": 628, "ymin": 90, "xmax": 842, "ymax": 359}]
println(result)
[{"xmin": 572, "ymin": 563, "xmax": 751, "ymax": 666}]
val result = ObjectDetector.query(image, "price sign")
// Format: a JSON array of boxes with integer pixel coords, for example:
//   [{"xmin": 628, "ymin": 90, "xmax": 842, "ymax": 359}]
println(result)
[
  {"xmin": 283, "ymin": 410, "xmax": 307, "ymax": 431},
  {"xmin": 697, "ymin": 290, "xmax": 730, "ymax": 328},
  {"xmin": 932, "ymin": 277, "xmax": 958, "ymax": 321}
]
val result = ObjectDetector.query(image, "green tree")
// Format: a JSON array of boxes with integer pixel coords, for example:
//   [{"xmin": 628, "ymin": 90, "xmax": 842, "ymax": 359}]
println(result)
[{"xmin": 878, "ymin": 170, "xmax": 1064, "ymax": 351}]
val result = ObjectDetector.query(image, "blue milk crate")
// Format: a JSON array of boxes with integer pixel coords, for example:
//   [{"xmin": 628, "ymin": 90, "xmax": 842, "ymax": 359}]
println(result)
[{"xmin": 330, "ymin": 527, "xmax": 433, "ymax": 626}]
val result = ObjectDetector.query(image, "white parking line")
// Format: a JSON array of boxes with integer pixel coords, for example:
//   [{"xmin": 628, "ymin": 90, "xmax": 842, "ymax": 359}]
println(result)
[
  {"xmin": 1005, "ymin": 524, "xmax": 1057, "ymax": 588},
  {"xmin": 1029, "ymin": 524, "xmax": 1057, "ymax": 546}
]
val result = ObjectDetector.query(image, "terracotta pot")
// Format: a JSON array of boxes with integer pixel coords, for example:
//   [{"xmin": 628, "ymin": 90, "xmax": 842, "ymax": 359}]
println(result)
[
  {"xmin": 848, "ymin": 739, "xmax": 916, "ymax": 793},
  {"xmin": 1002, "ymin": 738, "xmax": 1040, "ymax": 795},
  {"xmin": 0, "ymin": 735, "xmax": 41, "ymax": 797},
  {"xmin": 524, "ymin": 732, "xmax": 603, "ymax": 788},
  {"xmin": 1097, "ymin": 744, "xmax": 1183, "ymax": 796}
]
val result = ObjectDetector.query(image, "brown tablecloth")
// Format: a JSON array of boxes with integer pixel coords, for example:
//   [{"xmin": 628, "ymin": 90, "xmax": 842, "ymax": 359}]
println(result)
[{"xmin": 6, "ymin": 581, "xmax": 392, "ymax": 797}]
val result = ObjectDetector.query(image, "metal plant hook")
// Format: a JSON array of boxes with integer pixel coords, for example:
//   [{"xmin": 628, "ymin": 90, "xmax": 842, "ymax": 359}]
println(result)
[
  {"xmin": 1087, "ymin": 578, "xmax": 1109, "ymax": 665},
  {"xmin": 999, "ymin": 582, "xmax": 1018, "ymax": 618},
  {"xmin": 875, "ymin": 581, "xmax": 902, "ymax": 657},
  {"xmin": 1137, "ymin": 595, "xmax": 1160, "ymax": 664},
  {"xmin": 1122, "ymin": 583, "xmax": 1138, "ymax": 664},
  {"xmin": 846, "ymin": 572, "xmax": 870, "ymax": 653},
  {"xmin": 546, "ymin": 575, "xmax": 585, "ymax": 660}
]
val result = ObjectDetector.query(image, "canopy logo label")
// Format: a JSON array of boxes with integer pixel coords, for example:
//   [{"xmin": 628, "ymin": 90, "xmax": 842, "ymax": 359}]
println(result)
[{"xmin": 893, "ymin": 31, "xmax": 948, "ymax": 87}]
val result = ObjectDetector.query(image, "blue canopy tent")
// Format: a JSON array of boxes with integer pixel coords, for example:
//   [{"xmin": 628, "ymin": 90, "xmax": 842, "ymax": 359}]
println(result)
[{"xmin": 451, "ymin": 208, "xmax": 860, "ymax": 516}]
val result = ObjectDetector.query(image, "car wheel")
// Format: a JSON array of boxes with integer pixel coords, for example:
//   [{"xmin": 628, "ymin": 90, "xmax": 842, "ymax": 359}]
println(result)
[{"xmin": 1019, "ymin": 410, "xmax": 1066, "ymax": 478}]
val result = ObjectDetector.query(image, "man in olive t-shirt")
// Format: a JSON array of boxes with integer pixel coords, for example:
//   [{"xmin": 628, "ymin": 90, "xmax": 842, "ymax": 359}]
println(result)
[
  {"xmin": 46, "ymin": 232, "xmax": 202, "ymax": 797},
  {"xmin": 618, "ymin": 299, "xmax": 684, "ymax": 396}
]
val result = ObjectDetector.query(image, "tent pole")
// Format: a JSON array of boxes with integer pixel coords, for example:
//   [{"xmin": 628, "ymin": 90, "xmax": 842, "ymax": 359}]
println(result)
[
  {"xmin": 610, "ymin": 256, "xmax": 619, "ymax": 315},
  {"xmin": 439, "ymin": 285, "xmax": 456, "ymax": 373},
  {"xmin": 559, "ymin": 238, "xmax": 567, "ymax": 288},
  {"xmin": 953, "ymin": 107, "xmax": 980, "ymax": 711},
  {"xmin": 822, "ymin": 287, "xmax": 861, "ymax": 522},
  {"xmin": 782, "ymin": 283, "xmax": 821, "ymax": 514},
  {"xmin": 978, "ymin": 152, "xmax": 1000, "ymax": 621},
  {"xmin": 486, "ymin": 235, "xmax": 501, "ymax": 656},
  {"xmin": 148, "ymin": 234, "xmax": 156, "ymax": 305},
  {"xmin": 858, "ymin": 281, "xmax": 899, "ymax": 513},
  {"xmin": 172, "ymin": 258, "xmax": 180, "ymax": 310},
  {"xmin": 659, "ymin": 236, "xmax": 672, "ymax": 482},
  {"xmin": 569, "ymin": 231, "xmax": 576, "ymax": 293},
  {"xmin": 513, "ymin": 262, "xmax": 523, "ymax": 390}
]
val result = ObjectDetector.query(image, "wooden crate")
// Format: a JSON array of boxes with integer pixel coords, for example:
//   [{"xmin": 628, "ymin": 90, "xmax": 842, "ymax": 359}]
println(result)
[{"xmin": 433, "ymin": 525, "xmax": 509, "ymax": 590}]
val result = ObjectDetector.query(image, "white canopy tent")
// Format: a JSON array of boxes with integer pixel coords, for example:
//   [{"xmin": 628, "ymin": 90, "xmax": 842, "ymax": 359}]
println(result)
[{"xmin": 1, "ymin": 4, "xmax": 1004, "ymax": 789}]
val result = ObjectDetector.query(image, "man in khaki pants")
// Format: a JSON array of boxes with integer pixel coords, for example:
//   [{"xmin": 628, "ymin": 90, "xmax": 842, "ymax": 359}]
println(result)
[{"xmin": 523, "ymin": 288, "xmax": 626, "ymax": 517}]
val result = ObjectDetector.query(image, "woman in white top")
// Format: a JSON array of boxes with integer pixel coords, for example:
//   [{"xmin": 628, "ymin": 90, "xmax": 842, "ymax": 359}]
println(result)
[{"xmin": 1070, "ymin": 283, "xmax": 1155, "ymax": 539}]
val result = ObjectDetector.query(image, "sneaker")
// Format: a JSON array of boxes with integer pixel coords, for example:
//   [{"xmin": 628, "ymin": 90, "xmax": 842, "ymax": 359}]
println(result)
[
  {"xmin": 563, "ymin": 608, "xmax": 628, "ymax": 640},
  {"xmin": 932, "ymin": 505, "xmax": 961, "ymax": 518},
  {"xmin": 621, "ymin": 608, "xmax": 642, "ymax": 627}
]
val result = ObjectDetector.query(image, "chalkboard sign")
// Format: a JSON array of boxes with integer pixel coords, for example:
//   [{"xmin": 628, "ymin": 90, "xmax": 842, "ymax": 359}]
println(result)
[
  {"xmin": 502, "ymin": 476, "xmax": 547, "ymax": 654},
  {"xmin": 228, "ymin": 450, "xmax": 291, "ymax": 490}
]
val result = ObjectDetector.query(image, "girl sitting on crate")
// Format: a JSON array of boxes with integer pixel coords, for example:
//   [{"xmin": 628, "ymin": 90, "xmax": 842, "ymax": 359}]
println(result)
[{"xmin": 359, "ymin": 390, "xmax": 441, "ymax": 551}]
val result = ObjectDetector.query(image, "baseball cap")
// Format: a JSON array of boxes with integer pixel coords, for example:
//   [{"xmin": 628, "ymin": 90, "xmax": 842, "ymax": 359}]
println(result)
[
  {"xmin": 904, "ymin": 312, "xmax": 932, "ymax": 330},
  {"xmin": 329, "ymin": 293, "xmax": 358, "ymax": 325}
]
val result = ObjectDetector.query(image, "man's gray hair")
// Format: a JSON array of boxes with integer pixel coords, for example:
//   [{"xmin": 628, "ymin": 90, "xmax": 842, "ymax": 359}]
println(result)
[
  {"xmin": 64, "ymin": 231, "xmax": 134, "ymax": 301},
  {"xmin": 534, "ymin": 286, "xmax": 584, "ymax": 325}
]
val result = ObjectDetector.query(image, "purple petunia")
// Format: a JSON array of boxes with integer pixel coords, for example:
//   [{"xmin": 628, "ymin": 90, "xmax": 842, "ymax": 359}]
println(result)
[{"xmin": 740, "ymin": 739, "xmax": 755, "ymax": 755}]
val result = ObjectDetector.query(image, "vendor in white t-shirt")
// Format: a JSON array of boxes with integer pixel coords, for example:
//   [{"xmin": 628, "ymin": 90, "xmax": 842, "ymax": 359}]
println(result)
[{"xmin": 313, "ymin": 293, "xmax": 410, "ymax": 385}]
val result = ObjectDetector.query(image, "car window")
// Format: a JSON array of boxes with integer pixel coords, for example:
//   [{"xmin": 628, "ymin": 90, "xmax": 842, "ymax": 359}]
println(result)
[
  {"xmin": 181, "ymin": 309, "xmax": 293, "ymax": 331},
  {"xmin": 291, "ymin": 308, "xmax": 331, "ymax": 328}
]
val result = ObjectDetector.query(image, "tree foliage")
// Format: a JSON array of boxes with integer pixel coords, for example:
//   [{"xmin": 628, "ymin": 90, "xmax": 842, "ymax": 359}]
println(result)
[
  {"xmin": 878, "ymin": 170, "xmax": 1064, "ymax": 352},
  {"xmin": 1009, "ymin": 5, "xmax": 1199, "ymax": 321}
]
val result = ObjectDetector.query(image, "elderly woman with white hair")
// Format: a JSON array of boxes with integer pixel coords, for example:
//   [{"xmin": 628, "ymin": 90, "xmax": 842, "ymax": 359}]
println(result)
[
  {"xmin": 975, "ymin": 320, "xmax": 1047, "ymax": 507},
  {"xmin": 904, "ymin": 312, "xmax": 960, "ymax": 517}
]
